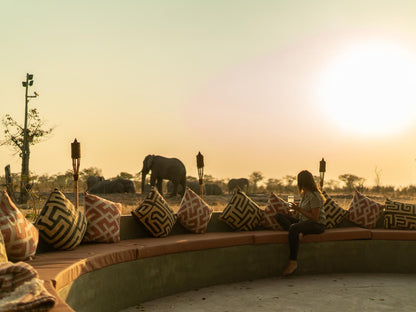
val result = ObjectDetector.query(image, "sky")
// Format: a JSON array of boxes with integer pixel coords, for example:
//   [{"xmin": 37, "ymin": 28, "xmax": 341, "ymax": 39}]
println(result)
[{"xmin": 2, "ymin": 1, "xmax": 416, "ymax": 188}]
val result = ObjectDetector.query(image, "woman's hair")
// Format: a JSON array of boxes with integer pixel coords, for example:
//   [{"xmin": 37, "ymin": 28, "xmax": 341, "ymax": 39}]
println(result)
[{"xmin": 297, "ymin": 170, "xmax": 325, "ymax": 201}]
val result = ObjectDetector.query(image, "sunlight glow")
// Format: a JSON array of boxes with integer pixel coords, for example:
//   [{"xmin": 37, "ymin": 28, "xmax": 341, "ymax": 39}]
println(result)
[{"xmin": 317, "ymin": 42, "xmax": 416, "ymax": 136}]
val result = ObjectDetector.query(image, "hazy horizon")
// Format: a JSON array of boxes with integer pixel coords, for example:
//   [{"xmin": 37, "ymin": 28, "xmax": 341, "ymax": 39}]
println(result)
[{"xmin": 3, "ymin": 1, "xmax": 416, "ymax": 188}]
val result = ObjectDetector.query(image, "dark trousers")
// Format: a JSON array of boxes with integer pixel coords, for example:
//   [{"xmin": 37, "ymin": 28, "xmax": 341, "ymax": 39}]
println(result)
[{"xmin": 275, "ymin": 213, "xmax": 325, "ymax": 260}]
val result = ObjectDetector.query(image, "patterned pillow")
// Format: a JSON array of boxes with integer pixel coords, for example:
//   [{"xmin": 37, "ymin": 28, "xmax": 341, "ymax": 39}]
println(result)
[
  {"xmin": 0, "ymin": 190, "xmax": 39, "ymax": 261},
  {"xmin": 131, "ymin": 187, "xmax": 176, "ymax": 238},
  {"xmin": 83, "ymin": 193, "xmax": 122, "ymax": 243},
  {"xmin": 261, "ymin": 193, "xmax": 290, "ymax": 230},
  {"xmin": 322, "ymin": 191, "xmax": 348, "ymax": 229},
  {"xmin": 384, "ymin": 200, "xmax": 416, "ymax": 230},
  {"xmin": 0, "ymin": 231, "xmax": 7, "ymax": 263},
  {"xmin": 347, "ymin": 190, "xmax": 384, "ymax": 228},
  {"xmin": 34, "ymin": 189, "xmax": 87, "ymax": 250},
  {"xmin": 219, "ymin": 190, "xmax": 264, "ymax": 231},
  {"xmin": 177, "ymin": 187, "xmax": 213, "ymax": 234}
]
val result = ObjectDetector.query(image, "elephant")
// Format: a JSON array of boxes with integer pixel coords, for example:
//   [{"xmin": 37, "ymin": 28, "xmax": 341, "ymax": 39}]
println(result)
[
  {"xmin": 86, "ymin": 176, "xmax": 104, "ymax": 191},
  {"xmin": 205, "ymin": 183, "xmax": 223, "ymax": 195},
  {"xmin": 168, "ymin": 181, "xmax": 223, "ymax": 196},
  {"xmin": 88, "ymin": 178, "xmax": 135, "ymax": 194},
  {"xmin": 228, "ymin": 178, "xmax": 249, "ymax": 194},
  {"xmin": 141, "ymin": 155, "xmax": 186, "ymax": 196}
]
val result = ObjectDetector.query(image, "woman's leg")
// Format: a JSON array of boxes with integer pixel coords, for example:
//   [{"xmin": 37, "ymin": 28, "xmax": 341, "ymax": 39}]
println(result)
[
  {"xmin": 288, "ymin": 221, "xmax": 325, "ymax": 260},
  {"xmin": 275, "ymin": 213, "xmax": 299, "ymax": 231},
  {"xmin": 283, "ymin": 221, "xmax": 325, "ymax": 276}
]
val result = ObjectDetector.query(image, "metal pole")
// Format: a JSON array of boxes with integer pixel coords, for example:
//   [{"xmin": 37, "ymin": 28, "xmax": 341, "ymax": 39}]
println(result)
[{"xmin": 20, "ymin": 74, "xmax": 30, "ymax": 203}]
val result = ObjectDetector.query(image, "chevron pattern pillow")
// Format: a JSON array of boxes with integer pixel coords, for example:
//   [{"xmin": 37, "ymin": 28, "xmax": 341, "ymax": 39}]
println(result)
[
  {"xmin": 0, "ymin": 231, "xmax": 7, "ymax": 263},
  {"xmin": 219, "ymin": 190, "xmax": 264, "ymax": 231},
  {"xmin": 83, "ymin": 193, "xmax": 122, "ymax": 243},
  {"xmin": 131, "ymin": 188, "xmax": 176, "ymax": 238},
  {"xmin": 0, "ymin": 191, "xmax": 39, "ymax": 261},
  {"xmin": 261, "ymin": 193, "xmax": 290, "ymax": 230},
  {"xmin": 177, "ymin": 187, "xmax": 213, "ymax": 234},
  {"xmin": 347, "ymin": 191, "xmax": 384, "ymax": 229},
  {"xmin": 322, "ymin": 191, "xmax": 348, "ymax": 229},
  {"xmin": 384, "ymin": 200, "xmax": 416, "ymax": 230},
  {"xmin": 34, "ymin": 189, "xmax": 87, "ymax": 250}
]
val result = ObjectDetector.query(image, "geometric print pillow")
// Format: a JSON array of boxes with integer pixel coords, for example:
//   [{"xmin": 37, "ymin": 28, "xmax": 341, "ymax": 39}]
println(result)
[
  {"xmin": 34, "ymin": 189, "xmax": 87, "ymax": 250},
  {"xmin": 0, "ymin": 230, "xmax": 8, "ymax": 263},
  {"xmin": 83, "ymin": 193, "xmax": 122, "ymax": 243},
  {"xmin": 219, "ymin": 189, "xmax": 264, "ymax": 231},
  {"xmin": 384, "ymin": 200, "xmax": 416, "ymax": 230},
  {"xmin": 347, "ymin": 190, "xmax": 384, "ymax": 229},
  {"xmin": 322, "ymin": 191, "xmax": 348, "ymax": 229},
  {"xmin": 177, "ymin": 187, "xmax": 213, "ymax": 234},
  {"xmin": 0, "ymin": 190, "xmax": 39, "ymax": 261},
  {"xmin": 261, "ymin": 193, "xmax": 290, "ymax": 230},
  {"xmin": 131, "ymin": 187, "xmax": 176, "ymax": 238}
]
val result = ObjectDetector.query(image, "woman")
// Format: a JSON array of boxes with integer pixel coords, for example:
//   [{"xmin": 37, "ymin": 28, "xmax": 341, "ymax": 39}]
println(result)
[{"xmin": 275, "ymin": 170, "xmax": 326, "ymax": 276}]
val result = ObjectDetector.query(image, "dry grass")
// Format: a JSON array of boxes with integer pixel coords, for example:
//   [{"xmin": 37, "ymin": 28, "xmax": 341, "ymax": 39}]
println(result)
[{"xmin": 19, "ymin": 191, "xmax": 416, "ymax": 219}]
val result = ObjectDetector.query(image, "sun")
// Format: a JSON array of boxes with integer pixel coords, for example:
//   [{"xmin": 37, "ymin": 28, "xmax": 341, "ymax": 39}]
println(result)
[{"xmin": 317, "ymin": 42, "xmax": 416, "ymax": 136}]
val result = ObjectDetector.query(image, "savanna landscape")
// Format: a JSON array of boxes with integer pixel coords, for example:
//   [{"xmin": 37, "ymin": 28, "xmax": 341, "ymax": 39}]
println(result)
[{"xmin": 2, "ymin": 166, "xmax": 416, "ymax": 219}]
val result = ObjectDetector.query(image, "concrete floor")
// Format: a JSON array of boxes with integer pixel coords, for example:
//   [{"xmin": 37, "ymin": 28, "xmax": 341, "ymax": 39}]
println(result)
[{"xmin": 119, "ymin": 274, "xmax": 416, "ymax": 312}]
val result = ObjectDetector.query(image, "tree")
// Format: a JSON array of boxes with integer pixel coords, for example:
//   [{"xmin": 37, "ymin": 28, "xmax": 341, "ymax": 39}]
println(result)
[
  {"xmin": 338, "ymin": 174, "xmax": 366, "ymax": 192},
  {"xmin": 116, "ymin": 172, "xmax": 133, "ymax": 180},
  {"xmin": 1, "ymin": 108, "xmax": 54, "ymax": 203},
  {"xmin": 266, "ymin": 178, "xmax": 283, "ymax": 193},
  {"xmin": 249, "ymin": 171, "xmax": 264, "ymax": 193}
]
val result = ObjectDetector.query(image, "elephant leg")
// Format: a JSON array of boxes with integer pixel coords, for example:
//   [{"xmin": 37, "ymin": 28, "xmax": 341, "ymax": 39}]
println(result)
[
  {"xmin": 172, "ymin": 183, "xmax": 178, "ymax": 197},
  {"xmin": 156, "ymin": 178, "xmax": 163, "ymax": 195},
  {"xmin": 150, "ymin": 174, "xmax": 157, "ymax": 187}
]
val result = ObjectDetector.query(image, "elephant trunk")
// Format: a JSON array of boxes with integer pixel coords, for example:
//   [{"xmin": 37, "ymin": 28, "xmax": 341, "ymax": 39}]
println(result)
[{"xmin": 141, "ymin": 170, "xmax": 148, "ymax": 193}]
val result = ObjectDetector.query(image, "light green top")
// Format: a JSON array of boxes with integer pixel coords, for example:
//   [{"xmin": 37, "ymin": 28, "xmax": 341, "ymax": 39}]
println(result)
[{"xmin": 299, "ymin": 191, "xmax": 326, "ymax": 224}]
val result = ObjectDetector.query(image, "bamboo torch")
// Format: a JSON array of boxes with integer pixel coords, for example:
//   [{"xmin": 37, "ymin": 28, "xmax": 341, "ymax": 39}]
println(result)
[
  {"xmin": 196, "ymin": 152, "xmax": 204, "ymax": 199},
  {"xmin": 71, "ymin": 139, "xmax": 81, "ymax": 209}
]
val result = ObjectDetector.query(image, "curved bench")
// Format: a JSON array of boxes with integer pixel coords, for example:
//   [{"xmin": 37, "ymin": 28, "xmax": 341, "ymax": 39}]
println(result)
[{"xmin": 27, "ymin": 214, "xmax": 416, "ymax": 312}]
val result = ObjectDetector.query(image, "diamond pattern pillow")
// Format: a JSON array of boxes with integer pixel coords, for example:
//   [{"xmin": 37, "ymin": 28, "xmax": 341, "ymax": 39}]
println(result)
[
  {"xmin": 83, "ymin": 193, "xmax": 122, "ymax": 243},
  {"xmin": 131, "ymin": 187, "xmax": 176, "ymax": 238},
  {"xmin": 347, "ymin": 191, "xmax": 384, "ymax": 228},
  {"xmin": 177, "ymin": 187, "xmax": 213, "ymax": 234},
  {"xmin": 261, "ymin": 193, "xmax": 290, "ymax": 230},
  {"xmin": 322, "ymin": 191, "xmax": 348, "ymax": 229},
  {"xmin": 0, "ymin": 191, "xmax": 39, "ymax": 261},
  {"xmin": 384, "ymin": 200, "xmax": 416, "ymax": 230},
  {"xmin": 34, "ymin": 189, "xmax": 87, "ymax": 250},
  {"xmin": 0, "ymin": 231, "xmax": 7, "ymax": 263},
  {"xmin": 219, "ymin": 190, "xmax": 264, "ymax": 231}
]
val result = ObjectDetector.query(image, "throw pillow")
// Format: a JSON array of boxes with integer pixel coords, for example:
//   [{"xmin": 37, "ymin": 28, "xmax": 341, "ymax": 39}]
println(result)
[
  {"xmin": 384, "ymin": 200, "xmax": 416, "ymax": 230},
  {"xmin": 83, "ymin": 193, "xmax": 122, "ymax": 243},
  {"xmin": 177, "ymin": 187, "xmax": 213, "ymax": 234},
  {"xmin": 0, "ymin": 190, "xmax": 38, "ymax": 261},
  {"xmin": 347, "ymin": 190, "xmax": 384, "ymax": 228},
  {"xmin": 0, "ymin": 231, "xmax": 7, "ymax": 263},
  {"xmin": 34, "ymin": 189, "xmax": 87, "ymax": 250},
  {"xmin": 261, "ymin": 193, "xmax": 290, "ymax": 230},
  {"xmin": 322, "ymin": 191, "xmax": 348, "ymax": 229},
  {"xmin": 219, "ymin": 190, "xmax": 264, "ymax": 231},
  {"xmin": 131, "ymin": 187, "xmax": 176, "ymax": 238}
]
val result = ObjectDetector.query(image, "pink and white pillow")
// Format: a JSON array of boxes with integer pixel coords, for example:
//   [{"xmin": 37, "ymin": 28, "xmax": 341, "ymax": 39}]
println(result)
[
  {"xmin": 177, "ymin": 187, "xmax": 213, "ymax": 234},
  {"xmin": 0, "ymin": 190, "xmax": 39, "ymax": 261},
  {"xmin": 83, "ymin": 193, "xmax": 122, "ymax": 243},
  {"xmin": 347, "ymin": 190, "xmax": 384, "ymax": 228},
  {"xmin": 261, "ymin": 193, "xmax": 290, "ymax": 230}
]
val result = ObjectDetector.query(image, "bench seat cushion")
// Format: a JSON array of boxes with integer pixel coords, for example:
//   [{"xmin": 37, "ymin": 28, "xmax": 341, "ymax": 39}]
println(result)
[
  {"xmin": 370, "ymin": 229, "xmax": 416, "ymax": 240},
  {"xmin": 302, "ymin": 227, "xmax": 372, "ymax": 242},
  {"xmin": 252, "ymin": 230, "xmax": 289, "ymax": 244},
  {"xmin": 136, "ymin": 232, "xmax": 254, "ymax": 258}
]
